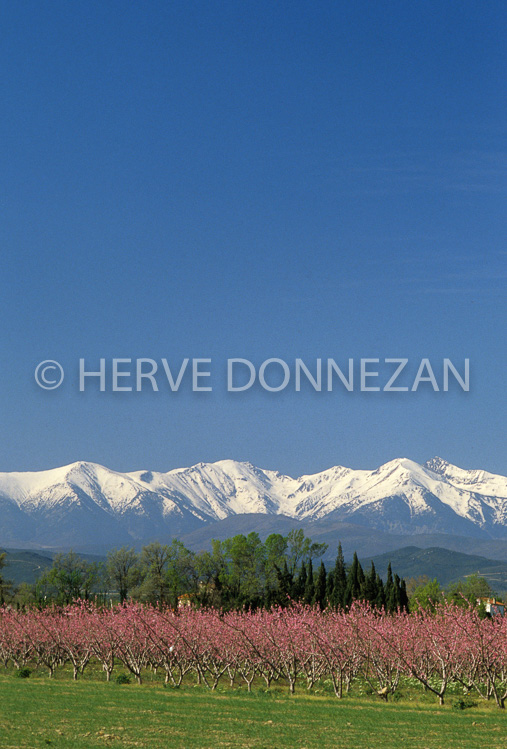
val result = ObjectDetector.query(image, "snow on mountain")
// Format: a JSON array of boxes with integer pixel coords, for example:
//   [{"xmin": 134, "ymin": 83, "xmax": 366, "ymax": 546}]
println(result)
[{"xmin": 1, "ymin": 456, "xmax": 507, "ymax": 548}]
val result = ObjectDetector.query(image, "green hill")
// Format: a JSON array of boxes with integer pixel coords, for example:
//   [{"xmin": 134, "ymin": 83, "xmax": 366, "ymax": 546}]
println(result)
[
  {"xmin": 1, "ymin": 549, "xmax": 54, "ymax": 586},
  {"xmin": 362, "ymin": 546, "xmax": 507, "ymax": 591},
  {"xmin": 0, "ymin": 549, "xmax": 106, "ymax": 587}
]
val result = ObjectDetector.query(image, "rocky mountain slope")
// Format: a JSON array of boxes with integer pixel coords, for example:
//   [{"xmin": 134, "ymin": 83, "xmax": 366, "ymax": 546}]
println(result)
[{"xmin": 1, "ymin": 456, "xmax": 507, "ymax": 548}]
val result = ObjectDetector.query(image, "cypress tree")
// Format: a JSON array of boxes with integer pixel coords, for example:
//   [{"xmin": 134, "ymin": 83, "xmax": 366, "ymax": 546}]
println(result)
[
  {"xmin": 344, "ymin": 552, "xmax": 363, "ymax": 608},
  {"xmin": 387, "ymin": 573, "xmax": 402, "ymax": 612},
  {"xmin": 275, "ymin": 559, "xmax": 293, "ymax": 606},
  {"xmin": 399, "ymin": 578, "xmax": 409, "ymax": 613},
  {"xmin": 361, "ymin": 561, "xmax": 378, "ymax": 604},
  {"xmin": 313, "ymin": 561, "xmax": 327, "ymax": 610},
  {"xmin": 304, "ymin": 559, "xmax": 315, "ymax": 605},
  {"xmin": 358, "ymin": 556, "xmax": 365, "ymax": 587},
  {"xmin": 325, "ymin": 568, "xmax": 334, "ymax": 604},
  {"xmin": 331, "ymin": 543, "xmax": 347, "ymax": 609},
  {"xmin": 293, "ymin": 561, "xmax": 307, "ymax": 601},
  {"xmin": 392, "ymin": 573, "xmax": 406, "ymax": 612},
  {"xmin": 375, "ymin": 573, "xmax": 386, "ymax": 610},
  {"xmin": 385, "ymin": 562, "xmax": 394, "ymax": 612}
]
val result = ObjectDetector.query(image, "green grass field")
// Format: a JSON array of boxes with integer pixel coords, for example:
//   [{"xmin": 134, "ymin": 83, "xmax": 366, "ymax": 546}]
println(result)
[{"xmin": 0, "ymin": 672, "xmax": 506, "ymax": 749}]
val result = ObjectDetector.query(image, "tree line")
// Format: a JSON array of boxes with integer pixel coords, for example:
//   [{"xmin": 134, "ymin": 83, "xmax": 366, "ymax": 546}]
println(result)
[
  {"xmin": 5, "ymin": 529, "xmax": 498, "ymax": 613},
  {"xmin": 7, "ymin": 530, "xmax": 408, "ymax": 612}
]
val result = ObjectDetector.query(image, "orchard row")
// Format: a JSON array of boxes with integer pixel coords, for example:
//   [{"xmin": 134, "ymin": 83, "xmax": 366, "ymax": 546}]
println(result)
[{"xmin": 1, "ymin": 601, "xmax": 506, "ymax": 707}]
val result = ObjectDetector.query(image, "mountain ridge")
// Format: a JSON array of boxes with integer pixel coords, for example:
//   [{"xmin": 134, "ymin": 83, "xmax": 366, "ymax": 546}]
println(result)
[{"xmin": 1, "ymin": 456, "xmax": 507, "ymax": 548}]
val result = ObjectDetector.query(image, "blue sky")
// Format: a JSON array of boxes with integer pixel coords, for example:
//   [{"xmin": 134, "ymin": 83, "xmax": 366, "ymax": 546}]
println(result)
[{"xmin": 1, "ymin": 1, "xmax": 506, "ymax": 476}]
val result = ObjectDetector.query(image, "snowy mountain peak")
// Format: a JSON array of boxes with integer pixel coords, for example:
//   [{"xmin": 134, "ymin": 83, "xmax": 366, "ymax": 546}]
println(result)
[
  {"xmin": 1, "ymin": 456, "xmax": 507, "ymax": 548},
  {"xmin": 424, "ymin": 456, "xmax": 452, "ymax": 474}
]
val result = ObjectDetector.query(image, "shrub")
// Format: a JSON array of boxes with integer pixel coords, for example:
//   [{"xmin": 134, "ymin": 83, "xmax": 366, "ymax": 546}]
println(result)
[
  {"xmin": 115, "ymin": 673, "xmax": 131, "ymax": 685},
  {"xmin": 15, "ymin": 668, "xmax": 31, "ymax": 679},
  {"xmin": 452, "ymin": 697, "xmax": 477, "ymax": 710}
]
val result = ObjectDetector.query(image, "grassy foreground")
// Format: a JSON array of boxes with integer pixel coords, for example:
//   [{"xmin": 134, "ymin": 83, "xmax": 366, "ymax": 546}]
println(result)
[{"xmin": 0, "ymin": 675, "xmax": 506, "ymax": 749}]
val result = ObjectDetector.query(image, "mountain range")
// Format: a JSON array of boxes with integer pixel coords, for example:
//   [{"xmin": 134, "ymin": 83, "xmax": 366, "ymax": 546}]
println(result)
[{"xmin": 1, "ymin": 456, "xmax": 507, "ymax": 552}]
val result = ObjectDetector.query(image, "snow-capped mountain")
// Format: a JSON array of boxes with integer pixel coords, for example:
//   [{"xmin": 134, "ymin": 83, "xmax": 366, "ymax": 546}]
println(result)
[{"xmin": 1, "ymin": 457, "xmax": 507, "ymax": 548}]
